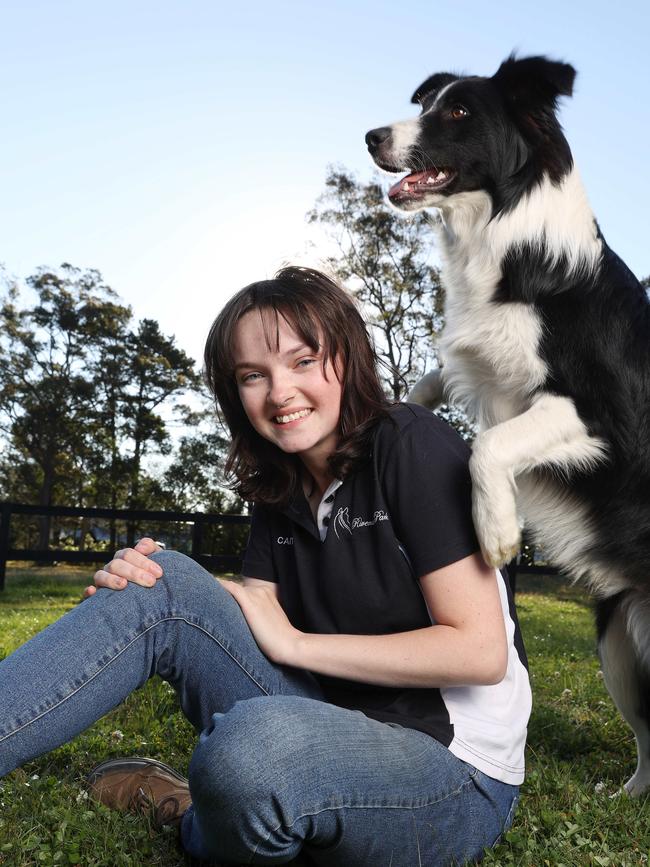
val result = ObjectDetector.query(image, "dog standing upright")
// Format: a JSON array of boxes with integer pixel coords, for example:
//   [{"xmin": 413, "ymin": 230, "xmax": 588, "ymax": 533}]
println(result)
[{"xmin": 366, "ymin": 55, "xmax": 650, "ymax": 796}]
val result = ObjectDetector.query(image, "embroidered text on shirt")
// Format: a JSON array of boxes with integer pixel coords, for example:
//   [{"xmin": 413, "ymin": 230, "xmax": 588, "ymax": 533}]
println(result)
[{"xmin": 333, "ymin": 506, "xmax": 388, "ymax": 539}]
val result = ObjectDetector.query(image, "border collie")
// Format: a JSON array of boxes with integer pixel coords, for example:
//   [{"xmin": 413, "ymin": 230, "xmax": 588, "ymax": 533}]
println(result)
[{"xmin": 366, "ymin": 55, "xmax": 650, "ymax": 796}]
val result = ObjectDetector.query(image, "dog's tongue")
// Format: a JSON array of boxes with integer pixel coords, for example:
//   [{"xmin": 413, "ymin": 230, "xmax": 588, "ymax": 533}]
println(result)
[{"xmin": 388, "ymin": 170, "xmax": 433, "ymax": 198}]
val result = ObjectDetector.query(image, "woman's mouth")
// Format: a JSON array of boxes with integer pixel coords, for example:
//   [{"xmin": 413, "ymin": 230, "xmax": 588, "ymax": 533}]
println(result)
[{"xmin": 273, "ymin": 408, "xmax": 313, "ymax": 425}]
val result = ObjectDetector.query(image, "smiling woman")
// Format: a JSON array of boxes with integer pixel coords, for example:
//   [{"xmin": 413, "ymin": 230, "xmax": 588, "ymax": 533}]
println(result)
[{"xmin": 204, "ymin": 267, "xmax": 389, "ymax": 506}]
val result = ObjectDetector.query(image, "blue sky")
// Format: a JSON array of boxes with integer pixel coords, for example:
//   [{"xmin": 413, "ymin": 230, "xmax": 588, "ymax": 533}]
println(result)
[{"xmin": 1, "ymin": 0, "xmax": 649, "ymax": 364}]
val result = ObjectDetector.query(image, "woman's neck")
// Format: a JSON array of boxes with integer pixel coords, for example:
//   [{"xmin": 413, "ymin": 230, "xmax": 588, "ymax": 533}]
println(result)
[{"xmin": 301, "ymin": 460, "xmax": 334, "ymax": 504}]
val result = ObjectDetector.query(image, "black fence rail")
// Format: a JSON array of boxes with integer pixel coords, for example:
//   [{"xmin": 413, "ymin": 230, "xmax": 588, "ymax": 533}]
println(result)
[
  {"xmin": 0, "ymin": 502, "xmax": 560, "ymax": 594},
  {"xmin": 0, "ymin": 502, "xmax": 250, "ymax": 591}
]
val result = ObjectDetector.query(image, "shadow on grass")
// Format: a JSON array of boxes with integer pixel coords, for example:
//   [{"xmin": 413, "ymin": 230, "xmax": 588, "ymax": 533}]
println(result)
[{"xmin": 516, "ymin": 572, "xmax": 594, "ymax": 608}]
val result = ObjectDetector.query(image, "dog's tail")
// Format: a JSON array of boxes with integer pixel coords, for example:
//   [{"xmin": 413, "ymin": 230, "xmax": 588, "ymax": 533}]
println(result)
[{"xmin": 408, "ymin": 369, "xmax": 446, "ymax": 409}]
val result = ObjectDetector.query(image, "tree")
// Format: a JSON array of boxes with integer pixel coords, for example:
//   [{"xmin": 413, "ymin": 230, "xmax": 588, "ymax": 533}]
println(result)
[
  {"xmin": 161, "ymin": 404, "xmax": 248, "ymax": 558},
  {"xmin": 119, "ymin": 319, "xmax": 201, "ymax": 544},
  {"xmin": 163, "ymin": 415, "xmax": 235, "ymax": 513},
  {"xmin": 0, "ymin": 265, "xmax": 205, "ymax": 550},
  {"xmin": 0, "ymin": 265, "xmax": 129, "ymax": 547},
  {"xmin": 309, "ymin": 167, "xmax": 444, "ymax": 401},
  {"xmin": 122, "ymin": 319, "xmax": 201, "ymax": 506}
]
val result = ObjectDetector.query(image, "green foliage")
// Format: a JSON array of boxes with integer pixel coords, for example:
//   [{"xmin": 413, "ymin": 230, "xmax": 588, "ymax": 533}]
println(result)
[
  {"xmin": 0, "ymin": 266, "xmax": 131, "ymax": 514},
  {"xmin": 0, "ymin": 265, "xmax": 210, "ymax": 540},
  {"xmin": 2, "ymin": 570, "xmax": 649, "ymax": 865}
]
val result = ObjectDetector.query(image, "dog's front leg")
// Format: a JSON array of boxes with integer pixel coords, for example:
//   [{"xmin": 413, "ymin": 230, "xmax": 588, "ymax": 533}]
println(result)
[{"xmin": 469, "ymin": 393, "xmax": 607, "ymax": 568}]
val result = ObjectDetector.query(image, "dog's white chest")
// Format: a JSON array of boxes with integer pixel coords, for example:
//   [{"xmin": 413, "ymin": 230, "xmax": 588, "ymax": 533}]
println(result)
[{"xmin": 439, "ymin": 273, "xmax": 548, "ymax": 427}]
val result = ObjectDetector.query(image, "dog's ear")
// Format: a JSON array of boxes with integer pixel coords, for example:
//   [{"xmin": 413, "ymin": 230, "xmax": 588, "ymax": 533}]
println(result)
[
  {"xmin": 493, "ymin": 55, "xmax": 575, "ymax": 181},
  {"xmin": 411, "ymin": 73, "xmax": 459, "ymax": 106},
  {"xmin": 492, "ymin": 55, "xmax": 576, "ymax": 113}
]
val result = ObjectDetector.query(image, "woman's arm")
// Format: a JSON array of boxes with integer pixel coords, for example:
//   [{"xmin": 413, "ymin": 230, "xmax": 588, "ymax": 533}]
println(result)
[
  {"xmin": 242, "ymin": 576, "xmax": 280, "ymax": 597},
  {"xmin": 222, "ymin": 552, "xmax": 508, "ymax": 689}
]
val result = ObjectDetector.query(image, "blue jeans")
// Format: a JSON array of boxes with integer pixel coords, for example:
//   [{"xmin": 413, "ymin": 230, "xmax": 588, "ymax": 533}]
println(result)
[{"xmin": 0, "ymin": 551, "xmax": 519, "ymax": 865}]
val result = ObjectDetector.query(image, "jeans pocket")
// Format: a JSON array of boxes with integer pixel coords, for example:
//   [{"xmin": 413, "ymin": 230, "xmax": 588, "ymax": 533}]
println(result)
[
  {"xmin": 490, "ymin": 790, "xmax": 520, "ymax": 847},
  {"xmin": 470, "ymin": 769, "xmax": 519, "ymax": 848}
]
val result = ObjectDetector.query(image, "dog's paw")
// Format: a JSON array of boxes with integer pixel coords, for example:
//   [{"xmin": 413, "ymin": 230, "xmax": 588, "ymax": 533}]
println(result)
[
  {"xmin": 618, "ymin": 771, "xmax": 650, "ymax": 798},
  {"xmin": 472, "ymin": 488, "xmax": 521, "ymax": 569}
]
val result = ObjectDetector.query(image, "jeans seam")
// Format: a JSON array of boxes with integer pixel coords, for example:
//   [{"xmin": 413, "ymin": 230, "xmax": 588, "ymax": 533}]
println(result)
[
  {"xmin": 492, "ymin": 791, "xmax": 519, "ymax": 847},
  {"xmin": 0, "ymin": 615, "xmax": 271, "ymax": 744},
  {"xmin": 250, "ymin": 776, "xmax": 475, "ymax": 861}
]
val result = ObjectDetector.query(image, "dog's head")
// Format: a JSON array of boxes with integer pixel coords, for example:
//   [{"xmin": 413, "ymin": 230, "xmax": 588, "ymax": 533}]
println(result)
[{"xmin": 366, "ymin": 55, "xmax": 576, "ymax": 216}]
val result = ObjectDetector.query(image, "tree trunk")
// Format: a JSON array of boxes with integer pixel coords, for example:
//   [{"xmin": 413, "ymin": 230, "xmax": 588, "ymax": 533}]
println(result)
[{"xmin": 37, "ymin": 465, "xmax": 54, "ymax": 564}]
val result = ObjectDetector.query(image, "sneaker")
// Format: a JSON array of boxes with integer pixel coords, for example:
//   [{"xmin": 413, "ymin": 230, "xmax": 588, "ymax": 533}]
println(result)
[{"xmin": 86, "ymin": 757, "xmax": 192, "ymax": 828}]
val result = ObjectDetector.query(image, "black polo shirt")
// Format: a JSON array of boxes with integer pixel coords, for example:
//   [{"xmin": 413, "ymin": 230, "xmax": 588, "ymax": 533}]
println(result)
[{"xmin": 242, "ymin": 403, "xmax": 531, "ymax": 783}]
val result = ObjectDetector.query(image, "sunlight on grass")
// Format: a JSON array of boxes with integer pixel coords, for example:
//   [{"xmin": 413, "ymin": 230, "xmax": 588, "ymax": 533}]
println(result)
[{"xmin": 1, "ymin": 567, "xmax": 649, "ymax": 865}]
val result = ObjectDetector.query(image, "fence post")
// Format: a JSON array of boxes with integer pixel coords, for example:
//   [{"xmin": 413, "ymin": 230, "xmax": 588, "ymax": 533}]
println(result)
[
  {"xmin": 191, "ymin": 517, "xmax": 204, "ymax": 561},
  {"xmin": 0, "ymin": 503, "xmax": 12, "ymax": 591}
]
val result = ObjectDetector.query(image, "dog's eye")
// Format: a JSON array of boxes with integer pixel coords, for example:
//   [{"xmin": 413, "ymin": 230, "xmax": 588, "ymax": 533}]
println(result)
[{"xmin": 450, "ymin": 105, "xmax": 469, "ymax": 119}]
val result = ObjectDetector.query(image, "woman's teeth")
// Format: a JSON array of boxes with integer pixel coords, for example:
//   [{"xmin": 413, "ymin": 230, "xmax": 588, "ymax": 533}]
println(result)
[{"xmin": 274, "ymin": 408, "xmax": 312, "ymax": 424}]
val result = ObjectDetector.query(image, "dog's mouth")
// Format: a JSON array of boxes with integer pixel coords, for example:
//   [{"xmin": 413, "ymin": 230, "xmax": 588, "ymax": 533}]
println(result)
[{"xmin": 388, "ymin": 168, "xmax": 457, "ymax": 204}]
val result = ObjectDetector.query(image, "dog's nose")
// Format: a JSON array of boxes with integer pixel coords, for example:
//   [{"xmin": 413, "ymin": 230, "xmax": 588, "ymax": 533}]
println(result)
[{"xmin": 365, "ymin": 127, "xmax": 392, "ymax": 150}]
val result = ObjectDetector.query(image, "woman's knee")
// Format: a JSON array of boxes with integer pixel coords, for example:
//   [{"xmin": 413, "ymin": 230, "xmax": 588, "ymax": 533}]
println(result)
[
  {"xmin": 189, "ymin": 696, "xmax": 320, "ymax": 804},
  {"xmin": 147, "ymin": 550, "xmax": 225, "ymax": 609},
  {"xmin": 188, "ymin": 697, "xmax": 320, "ymax": 856}
]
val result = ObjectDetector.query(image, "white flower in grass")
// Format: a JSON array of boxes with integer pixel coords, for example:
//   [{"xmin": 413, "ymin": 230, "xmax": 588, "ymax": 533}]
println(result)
[
  {"xmin": 76, "ymin": 789, "xmax": 89, "ymax": 803},
  {"xmin": 30, "ymin": 774, "xmax": 39, "ymax": 781},
  {"xmin": 110, "ymin": 729, "xmax": 124, "ymax": 741},
  {"xmin": 596, "ymin": 670, "xmax": 604, "ymax": 679},
  {"xmin": 594, "ymin": 781, "xmax": 606, "ymax": 794},
  {"xmin": 561, "ymin": 688, "xmax": 572, "ymax": 699}
]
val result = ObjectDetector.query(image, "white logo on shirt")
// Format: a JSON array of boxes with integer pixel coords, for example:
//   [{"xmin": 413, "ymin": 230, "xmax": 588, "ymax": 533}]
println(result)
[
  {"xmin": 333, "ymin": 506, "xmax": 388, "ymax": 539},
  {"xmin": 277, "ymin": 536, "xmax": 294, "ymax": 545}
]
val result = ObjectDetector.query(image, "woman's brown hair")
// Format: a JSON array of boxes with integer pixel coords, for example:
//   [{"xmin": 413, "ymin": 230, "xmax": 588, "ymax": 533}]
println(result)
[{"xmin": 204, "ymin": 266, "xmax": 390, "ymax": 505}]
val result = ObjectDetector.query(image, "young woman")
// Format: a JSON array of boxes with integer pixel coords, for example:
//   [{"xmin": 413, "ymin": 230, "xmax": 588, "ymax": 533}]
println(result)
[{"xmin": 0, "ymin": 267, "xmax": 531, "ymax": 866}]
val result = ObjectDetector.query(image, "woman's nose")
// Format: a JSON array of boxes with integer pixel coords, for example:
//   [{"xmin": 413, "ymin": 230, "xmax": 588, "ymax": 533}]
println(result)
[{"xmin": 267, "ymin": 375, "xmax": 296, "ymax": 407}]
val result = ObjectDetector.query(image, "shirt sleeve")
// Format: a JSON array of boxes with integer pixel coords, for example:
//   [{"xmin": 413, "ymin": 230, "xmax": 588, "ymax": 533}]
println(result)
[
  {"xmin": 240, "ymin": 504, "xmax": 280, "ymax": 581},
  {"xmin": 379, "ymin": 410, "xmax": 480, "ymax": 578}
]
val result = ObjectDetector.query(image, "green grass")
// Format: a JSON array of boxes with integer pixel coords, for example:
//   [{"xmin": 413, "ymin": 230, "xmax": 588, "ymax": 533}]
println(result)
[{"xmin": 1, "ymin": 567, "xmax": 649, "ymax": 865}]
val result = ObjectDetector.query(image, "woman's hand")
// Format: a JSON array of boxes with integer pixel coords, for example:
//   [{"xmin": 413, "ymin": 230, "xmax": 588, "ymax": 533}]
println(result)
[
  {"xmin": 83, "ymin": 537, "xmax": 164, "ymax": 599},
  {"xmin": 220, "ymin": 580, "xmax": 303, "ymax": 666}
]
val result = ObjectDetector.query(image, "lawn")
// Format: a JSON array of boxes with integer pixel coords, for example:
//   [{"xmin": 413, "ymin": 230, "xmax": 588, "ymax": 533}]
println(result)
[{"xmin": 0, "ymin": 567, "xmax": 648, "ymax": 866}]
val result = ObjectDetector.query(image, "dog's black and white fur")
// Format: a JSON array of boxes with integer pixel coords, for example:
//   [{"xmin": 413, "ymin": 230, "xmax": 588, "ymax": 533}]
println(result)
[{"xmin": 366, "ymin": 55, "xmax": 650, "ymax": 796}]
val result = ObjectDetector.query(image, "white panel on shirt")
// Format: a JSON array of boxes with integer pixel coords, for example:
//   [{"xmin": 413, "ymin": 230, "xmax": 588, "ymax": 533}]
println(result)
[
  {"xmin": 441, "ymin": 569, "xmax": 532, "ymax": 785},
  {"xmin": 317, "ymin": 479, "xmax": 343, "ymax": 541}
]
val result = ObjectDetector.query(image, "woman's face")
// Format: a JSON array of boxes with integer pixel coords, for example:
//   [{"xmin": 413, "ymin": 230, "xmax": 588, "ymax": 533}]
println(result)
[{"xmin": 232, "ymin": 309, "xmax": 343, "ymax": 473}]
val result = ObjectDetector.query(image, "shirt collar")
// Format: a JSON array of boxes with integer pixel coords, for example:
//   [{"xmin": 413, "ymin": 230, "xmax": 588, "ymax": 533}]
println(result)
[{"xmin": 283, "ymin": 478, "xmax": 343, "ymax": 539}]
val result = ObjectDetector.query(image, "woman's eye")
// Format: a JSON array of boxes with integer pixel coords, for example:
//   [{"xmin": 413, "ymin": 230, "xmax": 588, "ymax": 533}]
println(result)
[
  {"xmin": 241, "ymin": 372, "xmax": 262, "ymax": 383},
  {"xmin": 450, "ymin": 105, "xmax": 469, "ymax": 119},
  {"xmin": 297, "ymin": 358, "xmax": 317, "ymax": 368}
]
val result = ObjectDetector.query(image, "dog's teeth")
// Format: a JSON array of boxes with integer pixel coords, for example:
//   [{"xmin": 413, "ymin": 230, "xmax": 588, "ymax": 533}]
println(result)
[
  {"xmin": 426, "ymin": 176, "xmax": 436, "ymax": 184},
  {"xmin": 436, "ymin": 171, "xmax": 447, "ymax": 181},
  {"xmin": 403, "ymin": 181, "xmax": 410, "ymax": 191}
]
